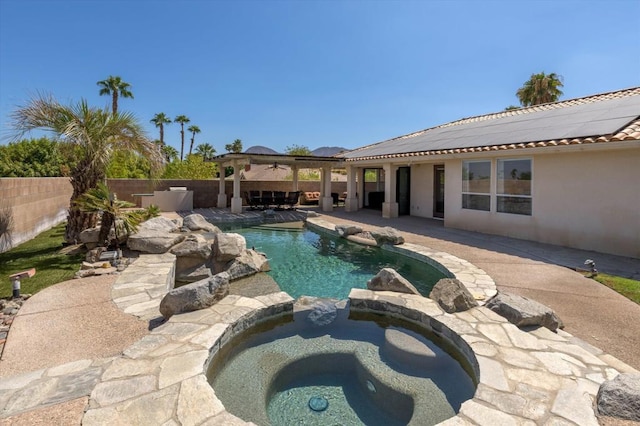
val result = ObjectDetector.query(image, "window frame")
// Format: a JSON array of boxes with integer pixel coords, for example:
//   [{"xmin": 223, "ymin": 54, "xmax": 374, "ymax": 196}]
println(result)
[
  {"xmin": 496, "ymin": 157, "xmax": 533, "ymax": 216},
  {"xmin": 461, "ymin": 159, "xmax": 491, "ymax": 212}
]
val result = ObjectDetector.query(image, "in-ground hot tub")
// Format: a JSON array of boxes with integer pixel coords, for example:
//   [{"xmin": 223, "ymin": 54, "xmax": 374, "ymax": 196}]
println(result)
[{"xmin": 207, "ymin": 301, "xmax": 477, "ymax": 426}]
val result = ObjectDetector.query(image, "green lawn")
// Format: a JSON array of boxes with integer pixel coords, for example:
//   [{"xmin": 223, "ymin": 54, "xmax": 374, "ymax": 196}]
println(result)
[
  {"xmin": 593, "ymin": 273, "xmax": 640, "ymax": 305},
  {"xmin": 0, "ymin": 224, "xmax": 83, "ymax": 299}
]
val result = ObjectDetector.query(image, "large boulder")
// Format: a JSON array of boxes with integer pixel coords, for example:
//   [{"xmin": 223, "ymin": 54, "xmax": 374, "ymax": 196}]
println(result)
[
  {"xmin": 370, "ymin": 227, "xmax": 405, "ymax": 246},
  {"xmin": 214, "ymin": 233, "xmax": 246, "ymax": 262},
  {"xmin": 485, "ymin": 292, "xmax": 564, "ymax": 331},
  {"xmin": 138, "ymin": 216, "xmax": 180, "ymax": 233},
  {"xmin": 597, "ymin": 373, "xmax": 640, "ymax": 421},
  {"xmin": 335, "ymin": 224, "xmax": 362, "ymax": 237},
  {"xmin": 170, "ymin": 234, "xmax": 212, "ymax": 259},
  {"xmin": 429, "ymin": 278, "xmax": 478, "ymax": 313},
  {"xmin": 128, "ymin": 231, "xmax": 185, "ymax": 254},
  {"xmin": 182, "ymin": 214, "xmax": 221, "ymax": 233},
  {"xmin": 159, "ymin": 273, "xmax": 230, "ymax": 318},
  {"xmin": 171, "ymin": 234, "xmax": 215, "ymax": 283},
  {"xmin": 223, "ymin": 250, "xmax": 270, "ymax": 281},
  {"xmin": 367, "ymin": 268, "xmax": 420, "ymax": 295}
]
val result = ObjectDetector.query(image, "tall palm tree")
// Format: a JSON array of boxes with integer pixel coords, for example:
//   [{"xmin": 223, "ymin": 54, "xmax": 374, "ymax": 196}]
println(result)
[
  {"xmin": 516, "ymin": 72, "xmax": 564, "ymax": 107},
  {"xmin": 195, "ymin": 142, "xmax": 216, "ymax": 161},
  {"xmin": 10, "ymin": 94, "xmax": 162, "ymax": 243},
  {"xmin": 187, "ymin": 125, "xmax": 201, "ymax": 156},
  {"xmin": 150, "ymin": 113, "xmax": 171, "ymax": 146},
  {"xmin": 174, "ymin": 115, "xmax": 190, "ymax": 160},
  {"xmin": 97, "ymin": 75, "xmax": 134, "ymax": 115}
]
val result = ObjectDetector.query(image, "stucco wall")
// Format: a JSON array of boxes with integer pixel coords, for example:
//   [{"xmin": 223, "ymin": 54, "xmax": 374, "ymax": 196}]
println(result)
[
  {"xmin": 443, "ymin": 148, "xmax": 640, "ymax": 258},
  {"xmin": 0, "ymin": 178, "xmax": 72, "ymax": 252},
  {"xmin": 408, "ymin": 163, "xmax": 436, "ymax": 217}
]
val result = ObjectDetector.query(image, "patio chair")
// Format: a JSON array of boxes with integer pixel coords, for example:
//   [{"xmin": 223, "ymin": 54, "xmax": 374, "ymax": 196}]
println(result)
[
  {"xmin": 284, "ymin": 191, "xmax": 300, "ymax": 209},
  {"xmin": 274, "ymin": 191, "xmax": 286, "ymax": 209},
  {"xmin": 261, "ymin": 191, "xmax": 275, "ymax": 209},
  {"xmin": 247, "ymin": 190, "xmax": 262, "ymax": 210}
]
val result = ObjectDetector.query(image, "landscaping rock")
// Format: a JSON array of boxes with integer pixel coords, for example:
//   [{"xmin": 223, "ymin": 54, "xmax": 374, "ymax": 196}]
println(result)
[
  {"xmin": 367, "ymin": 268, "xmax": 420, "ymax": 295},
  {"xmin": 335, "ymin": 224, "xmax": 362, "ymax": 237},
  {"xmin": 171, "ymin": 234, "xmax": 215, "ymax": 283},
  {"xmin": 306, "ymin": 300, "xmax": 338, "ymax": 326},
  {"xmin": 429, "ymin": 278, "xmax": 478, "ymax": 313},
  {"xmin": 214, "ymin": 233, "xmax": 246, "ymax": 262},
  {"xmin": 128, "ymin": 231, "xmax": 186, "ymax": 254},
  {"xmin": 74, "ymin": 269, "xmax": 96, "ymax": 279},
  {"xmin": 223, "ymin": 250, "xmax": 270, "ymax": 281},
  {"xmin": 182, "ymin": 214, "xmax": 221, "ymax": 233},
  {"xmin": 85, "ymin": 247, "xmax": 107, "ymax": 263},
  {"xmin": 486, "ymin": 292, "xmax": 564, "ymax": 331},
  {"xmin": 370, "ymin": 227, "xmax": 405, "ymax": 246},
  {"xmin": 170, "ymin": 234, "xmax": 212, "ymax": 259},
  {"xmin": 597, "ymin": 373, "xmax": 640, "ymax": 421},
  {"xmin": 159, "ymin": 272, "xmax": 230, "ymax": 318},
  {"xmin": 138, "ymin": 216, "xmax": 180, "ymax": 233},
  {"xmin": 175, "ymin": 258, "xmax": 214, "ymax": 284}
]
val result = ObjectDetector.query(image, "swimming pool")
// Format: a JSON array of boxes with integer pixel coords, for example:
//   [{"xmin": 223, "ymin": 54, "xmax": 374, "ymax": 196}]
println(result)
[{"xmin": 232, "ymin": 225, "xmax": 447, "ymax": 299}]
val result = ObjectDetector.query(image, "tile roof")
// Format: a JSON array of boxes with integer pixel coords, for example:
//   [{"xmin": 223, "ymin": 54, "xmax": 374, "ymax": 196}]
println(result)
[{"xmin": 342, "ymin": 87, "xmax": 640, "ymax": 161}]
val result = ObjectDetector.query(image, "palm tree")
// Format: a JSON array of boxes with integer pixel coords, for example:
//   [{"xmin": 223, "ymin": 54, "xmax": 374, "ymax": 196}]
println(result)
[
  {"xmin": 74, "ymin": 182, "xmax": 142, "ymax": 247},
  {"xmin": 195, "ymin": 142, "xmax": 216, "ymax": 161},
  {"xmin": 516, "ymin": 72, "xmax": 564, "ymax": 107},
  {"xmin": 150, "ymin": 113, "xmax": 171, "ymax": 146},
  {"xmin": 225, "ymin": 138, "xmax": 243, "ymax": 153},
  {"xmin": 174, "ymin": 115, "xmax": 190, "ymax": 160},
  {"xmin": 97, "ymin": 75, "xmax": 134, "ymax": 115},
  {"xmin": 10, "ymin": 94, "xmax": 162, "ymax": 243},
  {"xmin": 187, "ymin": 125, "xmax": 200, "ymax": 156},
  {"xmin": 162, "ymin": 144, "xmax": 179, "ymax": 162}
]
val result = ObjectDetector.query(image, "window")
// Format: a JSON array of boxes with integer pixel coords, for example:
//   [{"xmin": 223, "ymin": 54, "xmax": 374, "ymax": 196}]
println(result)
[
  {"xmin": 462, "ymin": 160, "xmax": 491, "ymax": 211},
  {"xmin": 497, "ymin": 158, "xmax": 532, "ymax": 215}
]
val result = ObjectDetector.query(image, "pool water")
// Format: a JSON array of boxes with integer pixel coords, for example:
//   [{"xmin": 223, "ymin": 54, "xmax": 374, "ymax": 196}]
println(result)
[
  {"xmin": 233, "ymin": 225, "xmax": 446, "ymax": 299},
  {"xmin": 209, "ymin": 306, "xmax": 476, "ymax": 426}
]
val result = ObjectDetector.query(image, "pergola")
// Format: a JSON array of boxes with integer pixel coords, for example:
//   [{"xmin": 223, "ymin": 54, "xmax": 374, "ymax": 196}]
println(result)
[{"xmin": 211, "ymin": 153, "xmax": 348, "ymax": 213}]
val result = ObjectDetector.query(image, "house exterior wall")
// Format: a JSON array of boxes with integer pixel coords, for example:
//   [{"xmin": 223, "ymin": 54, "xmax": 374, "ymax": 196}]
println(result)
[
  {"xmin": 408, "ymin": 163, "xmax": 435, "ymax": 217},
  {"xmin": 443, "ymin": 146, "xmax": 640, "ymax": 258}
]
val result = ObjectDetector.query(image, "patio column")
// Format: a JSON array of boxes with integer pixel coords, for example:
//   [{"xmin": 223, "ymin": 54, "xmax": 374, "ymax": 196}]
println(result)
[
  {"xmin": 357, "ymin": 167, "xmax": 365, "ymax": 209},
  {"xmin": 320, "ymin": 165, "xmax": 333, "ymax": 211},
  {"xmin": 216, "ymin": 162, "xmax": 227, "ymax": 208},
  {"xmin": 230, "ymin": 159, "xmax": 243, "ymax": 213},
  {"xmin": 345, "ymin": 164, "xmax": 358, "ymax": 212},
  {"xmin": 291, "ymin": 165, "xmax": 299, "ymax": 191},
  {"xmin": 382, "ymin": 163, "xmax": 398, "ymax": 218}
]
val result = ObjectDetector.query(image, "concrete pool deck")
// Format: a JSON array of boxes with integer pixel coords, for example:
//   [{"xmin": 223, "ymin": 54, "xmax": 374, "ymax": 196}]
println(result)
[{"xmin": 0, "ymin": 208, "xmax": 638, "ymax": 424}]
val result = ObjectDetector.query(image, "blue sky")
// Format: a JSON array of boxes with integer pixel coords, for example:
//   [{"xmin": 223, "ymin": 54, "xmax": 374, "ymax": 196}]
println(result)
[{"xmin": 1, "ymin": 0, "xmax": 639, "ymax": 155}]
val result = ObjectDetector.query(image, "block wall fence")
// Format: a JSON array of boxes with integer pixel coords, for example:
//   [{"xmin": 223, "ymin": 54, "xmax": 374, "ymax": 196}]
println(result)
[
  {"xmin": 0, "ymin": 178, "xmax": 347, "ymax": 252},
  {"xmin": 0, "ymin": 178, "xmax": 72, "ymax": 252}
]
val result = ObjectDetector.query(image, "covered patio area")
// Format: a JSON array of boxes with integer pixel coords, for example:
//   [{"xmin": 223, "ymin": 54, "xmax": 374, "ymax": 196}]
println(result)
[{"xmin": 211, "ymin": 153, "xmax": 345, "ymax": 213}]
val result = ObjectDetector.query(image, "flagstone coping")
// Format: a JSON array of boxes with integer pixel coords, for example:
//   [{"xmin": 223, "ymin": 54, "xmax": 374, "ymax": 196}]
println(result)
[
  {"xmin": 306, "ymin": 217, "xmax": 497, "ymax": 302},
  {"xmin": 2, "ymin": 220, "xmax": 637, "ymax": 423},
  {"xmin": 81, "ymin": 288, "xmax": 638, "ymax": 425}
]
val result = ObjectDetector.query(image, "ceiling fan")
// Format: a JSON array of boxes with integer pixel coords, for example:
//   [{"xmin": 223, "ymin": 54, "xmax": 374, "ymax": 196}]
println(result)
[{"xmin": 265, "ymin": 161, "xmax": 288, "ymax": 170}]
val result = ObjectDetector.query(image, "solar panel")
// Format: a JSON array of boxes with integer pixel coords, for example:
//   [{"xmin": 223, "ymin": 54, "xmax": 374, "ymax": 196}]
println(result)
[{"xmin": 344, "ymin": 94, "xmax": 640, "ymax": 158}]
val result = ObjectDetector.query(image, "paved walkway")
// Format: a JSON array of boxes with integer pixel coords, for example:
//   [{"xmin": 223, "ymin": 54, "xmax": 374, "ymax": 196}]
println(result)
[{"xmin": 0, "ymin": 207, "xmax": 638, "ymax": 424}]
